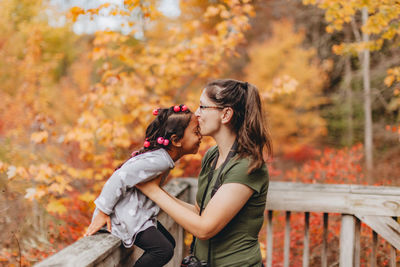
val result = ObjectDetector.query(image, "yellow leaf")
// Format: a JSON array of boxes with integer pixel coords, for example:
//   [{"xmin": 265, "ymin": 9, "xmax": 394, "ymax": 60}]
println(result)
[
  {"xmin": 46, "ymin": 200, "xmax": 67, "ymax": 215},
  {"xmin": 79, "ymin": 192, "xmax": 96, "ymax": 203},
  {"xmin": 31, "ymin": 131, "xmax": 49, "ymax": 144},
  {"xmin": 384, "ymin": 75, "xmax": 395, "ymax": 87},
  {"xmin": 68, "ymin": 6, "xmax": 85, "ymax": 22}
]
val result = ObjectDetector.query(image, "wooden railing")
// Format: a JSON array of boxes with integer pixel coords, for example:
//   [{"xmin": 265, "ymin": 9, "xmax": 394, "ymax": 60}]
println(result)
[
  {"xmin": 266, "ymin": 182, "xmax": 400, "ymax": 267},
  {"xmin": 35, "ymin": 179, "xmax": 197, "ymax": 267},
  {"xmin": 35, "ymin": 179, "xmax": 400, "ymax": 266}
]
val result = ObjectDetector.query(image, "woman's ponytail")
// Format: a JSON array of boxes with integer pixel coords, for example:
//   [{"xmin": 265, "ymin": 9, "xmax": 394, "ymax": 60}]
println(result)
[{"xmin": 239, "ymin": 83, "xmax": 272, "ymax": 173}]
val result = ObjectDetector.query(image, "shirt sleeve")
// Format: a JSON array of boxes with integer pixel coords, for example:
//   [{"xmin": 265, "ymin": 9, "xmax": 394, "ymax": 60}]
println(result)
[
  {"xmin": 94, "ymin": 150, "xmax": 173, "ymax": 215},
  {"xmin": 221, "ymin": 158, "xmax": 268, "ymax": 194}
]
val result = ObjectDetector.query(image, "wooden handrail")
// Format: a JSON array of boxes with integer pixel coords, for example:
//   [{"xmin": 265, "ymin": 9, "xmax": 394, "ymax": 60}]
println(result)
[
  {"xmin": 36, "ymin": 179, "xmax": 400, "ymax": 267},
  {"xmin": 266, "ymin": 181, "xmax": 400, "ymax": 267},
  {"xmin": 35, "ymin": 179, "xmax": 192, "ymax": 267},
  {"xmin": 267, "ymin": 182, "xmax": 400, "ymax": 216}
]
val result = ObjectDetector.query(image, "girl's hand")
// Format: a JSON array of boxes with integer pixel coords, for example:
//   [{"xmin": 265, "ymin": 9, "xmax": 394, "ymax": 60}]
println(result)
[{"xmin": 84, "ymin": 210, "xmax": 111, "ymax": 237}]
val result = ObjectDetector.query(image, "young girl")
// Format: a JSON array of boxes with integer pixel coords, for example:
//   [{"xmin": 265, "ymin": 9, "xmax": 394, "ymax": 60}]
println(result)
[{"xmin": 85, "ymin": 104, "xmax": 201, "ymax": 267}]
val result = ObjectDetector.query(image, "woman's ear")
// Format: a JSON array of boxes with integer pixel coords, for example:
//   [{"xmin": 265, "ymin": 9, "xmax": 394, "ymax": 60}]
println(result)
[
  {"xmin": 221, "ymin": 107, "xmax": 234, "ymax": 124},
  {"xmin": 170, "ymin": 134, "xmax": 182, "ymax": 147}
]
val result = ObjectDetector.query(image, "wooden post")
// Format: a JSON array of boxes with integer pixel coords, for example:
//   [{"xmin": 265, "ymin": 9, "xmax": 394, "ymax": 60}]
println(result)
[
  {"xmin": 390, "ymin": 217, "xmax": 397, "ymax": 267},
  {"xmin": 267, "ymin": 210, "xmax": 273, "ymax": 267},
  {"xmin": 340, "ymin": 214, "xmax": 355, "ymax": 267},
  {"xmin": 303, "ymin": 212, "xmax": 309, "ymax": 267},
  {"xmin": 321, "ymin": 213, "xmax": 328, "ymax": 267},
  {"xmin": 390, "ymin": 245, "xmax": 396, "ymax": 267},
  {"xmin": 354, "ymin": 218, "xmax": 361, "ymax": 267},
  {"xmin": 284, "ymin": 211, "xmax": 291, "ymax": 267},
  {"xmin": 371, "ymin": 231, "xmax": 378, "ymax": 267}
]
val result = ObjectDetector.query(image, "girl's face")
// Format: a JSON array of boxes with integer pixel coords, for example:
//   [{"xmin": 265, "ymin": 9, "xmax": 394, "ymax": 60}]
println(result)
[
  {"xmin": 180, "ymin": 114, "xmax": 202, "ymax": 155},
  {"xmin": 195, "ymin": 89, "xmax": 222, "ymax": 137}
]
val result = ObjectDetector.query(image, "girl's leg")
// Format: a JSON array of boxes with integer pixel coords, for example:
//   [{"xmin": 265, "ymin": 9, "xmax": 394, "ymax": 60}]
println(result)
[
  {"xmin": 133, "ymin": 223, "xmax": 175, "ymax": 267},
  {"xmin": 156, "ymin": 221, "xmax": 176, "ymax": 249}
]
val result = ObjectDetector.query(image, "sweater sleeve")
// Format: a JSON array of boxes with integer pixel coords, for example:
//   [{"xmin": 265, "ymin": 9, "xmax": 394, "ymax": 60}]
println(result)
[{"xmin": 94, "ymin": 149, "xmax": 174, "ymax": 215}]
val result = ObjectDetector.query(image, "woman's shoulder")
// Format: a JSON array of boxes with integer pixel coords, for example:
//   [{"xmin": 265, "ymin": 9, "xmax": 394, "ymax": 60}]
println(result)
[
  {"xmin": 201, "ymin": 145, "xmax": 218, "ymax": 166},
  {"xmin": 223, "ymin": 156, "xmax": 269, "ymax": 193}
]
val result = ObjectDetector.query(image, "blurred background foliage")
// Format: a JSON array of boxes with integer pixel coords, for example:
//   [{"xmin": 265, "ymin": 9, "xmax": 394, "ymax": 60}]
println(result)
[{"xmin": 0, "ymin": 0, "xmax": 399, "ymax": 265}]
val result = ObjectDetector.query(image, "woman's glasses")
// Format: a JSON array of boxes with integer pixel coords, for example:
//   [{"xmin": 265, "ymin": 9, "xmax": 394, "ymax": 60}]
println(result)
[{"xmin": 199, "ymin": 105, "xmax": 224, "ymax": 110}]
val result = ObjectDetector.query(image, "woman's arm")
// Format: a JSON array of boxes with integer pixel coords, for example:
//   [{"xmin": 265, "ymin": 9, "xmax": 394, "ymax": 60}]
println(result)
[
  {"xmin": 136, "ymin": 181, "xmax": 253, "ymax": 240},
  {"xmin": 164, "ymin": 189, "xmax": 200, "ymax": 213}
]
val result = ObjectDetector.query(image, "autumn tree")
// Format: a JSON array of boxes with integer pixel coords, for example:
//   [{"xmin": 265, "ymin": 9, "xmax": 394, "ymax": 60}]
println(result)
[
  {"xmin": 245, "ymin": 20, "xmax": 328, "ymax": 154},
  {"xmin": 0, "ymin": 0, "xmax": 93, "ymax": 264},
  {"xmin": 303, "ymin": 0, "xmax": 400, "ymax": 183},
  {"xmin": 1, "ymin": 0, "xmax": 261, "ymax": 264}
]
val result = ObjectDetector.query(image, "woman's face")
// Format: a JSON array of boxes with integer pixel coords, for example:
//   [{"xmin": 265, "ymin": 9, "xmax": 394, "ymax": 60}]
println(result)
[
  {"xmin": 180, "ymin": 114, "xmax": 202, "ymax": 155},
  {"xmin": 195, "ymin": 89, "xmax": 222, "ymax": 137}
]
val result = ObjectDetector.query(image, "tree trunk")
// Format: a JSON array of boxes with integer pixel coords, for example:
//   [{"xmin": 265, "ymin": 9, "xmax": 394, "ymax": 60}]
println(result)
[
  {"xmin": 362, "ymin": 7, "xmax": 373, "ymax": 184},
  {"xmin": 343, "ymin": 26, "xmax": 353, "ymax": 147}
]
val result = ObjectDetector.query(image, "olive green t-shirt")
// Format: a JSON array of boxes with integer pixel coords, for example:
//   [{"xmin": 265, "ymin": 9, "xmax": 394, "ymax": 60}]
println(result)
[{"xmin": 194, "ymin": 146, "xmax": 269, "ymax": 267}]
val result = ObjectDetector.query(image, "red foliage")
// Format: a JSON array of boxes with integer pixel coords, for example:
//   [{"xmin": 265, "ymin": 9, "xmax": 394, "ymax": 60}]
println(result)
[{"xmin": 283, "ymin": 145, "xmax": 318, "ymax": 163}]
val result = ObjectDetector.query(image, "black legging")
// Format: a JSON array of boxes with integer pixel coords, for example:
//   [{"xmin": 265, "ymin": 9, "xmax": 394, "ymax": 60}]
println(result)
[{"xmin": 133, "ymin": 221, "xmax": 176, "ymax": 267}]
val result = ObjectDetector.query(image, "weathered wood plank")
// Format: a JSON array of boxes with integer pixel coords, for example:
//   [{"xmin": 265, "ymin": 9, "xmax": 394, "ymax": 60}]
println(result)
[
  {"xmin": 267, "ymin": 182, "xmax": 400, "ymax": 216},
  {"xmin": 355, "ymin": 215, "xmax": 400, "ymax": 250},
  {"xmin": 269, "ymin": 182, "xmax": 400, "ymax": 195},
  {"xmin": 35, "ymin": 233, "xmax": 122, "ymax": 267},
  {"xmin": 339, "ymin": 214, "xmax": 355, "ymax": 267}
]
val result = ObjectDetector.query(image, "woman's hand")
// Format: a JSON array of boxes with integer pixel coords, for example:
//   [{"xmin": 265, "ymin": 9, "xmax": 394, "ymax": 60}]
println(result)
[
  {"xmin": 135, "ymin": 176, "xmax": 162, "ymax": 196},
  {"xmin": 84, "ymin": 210, "xmax": 111, "ymax": 237}
]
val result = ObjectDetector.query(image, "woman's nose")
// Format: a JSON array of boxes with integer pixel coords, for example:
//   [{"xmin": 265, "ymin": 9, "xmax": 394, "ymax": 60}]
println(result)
[{"xmin": 195, "ymin": 107, "xmax": 200, "ymax": 116}]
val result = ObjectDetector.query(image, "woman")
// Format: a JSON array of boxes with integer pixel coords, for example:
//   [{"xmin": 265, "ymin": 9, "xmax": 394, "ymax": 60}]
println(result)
[{"xmin": 137, "ymin": 79, "xmax": 272, "ymax": 267}]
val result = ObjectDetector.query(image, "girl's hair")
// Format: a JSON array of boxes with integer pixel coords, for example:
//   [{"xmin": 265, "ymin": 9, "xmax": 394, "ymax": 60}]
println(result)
[
  {"xmin": 205, "ymin": 79, "xmax": 273, "ymax": 174},
  {"xmin": 116, "ymin": 105, "xmax": 192, "ymax": 170},
  {"xmin": 136, "ymin": 105, "xmax": 193, "ymax": 156}
]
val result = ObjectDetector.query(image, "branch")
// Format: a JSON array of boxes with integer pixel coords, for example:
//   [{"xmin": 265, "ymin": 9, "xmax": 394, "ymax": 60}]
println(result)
[{"xmin": 12, "ymin": 232, "xmax": 21, "ymax": 267}]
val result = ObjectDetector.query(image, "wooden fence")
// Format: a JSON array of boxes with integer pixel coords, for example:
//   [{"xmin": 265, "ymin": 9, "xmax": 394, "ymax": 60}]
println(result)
[
  {"xmin": 266, "ymin": 182, "xmax": 400, "ymax": 267},
  {"xmin": 35, "ymin": 178, "xmax": 400, "ymax": 266}
]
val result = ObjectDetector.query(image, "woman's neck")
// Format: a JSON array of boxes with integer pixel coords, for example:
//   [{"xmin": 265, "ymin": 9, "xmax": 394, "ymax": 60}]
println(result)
[{"xmin": 213, "ymin": 128, "xmax": 237, "ymax": 162}]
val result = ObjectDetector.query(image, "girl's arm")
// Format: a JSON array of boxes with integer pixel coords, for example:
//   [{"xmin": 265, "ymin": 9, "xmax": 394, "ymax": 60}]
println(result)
[
  {"xmin": 94, "ymin": 152, "xmax": 172, "ymax": 215},
  {"xmin": 136, "ymin": 180, "xmax": 253, "ymax": 240}
]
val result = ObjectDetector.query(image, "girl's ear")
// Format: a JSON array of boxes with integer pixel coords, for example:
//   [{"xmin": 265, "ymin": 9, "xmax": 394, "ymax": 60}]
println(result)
[
  {"xmin": 221, "ymin": 107, "xmax": 234, "ymax": 124},
  {"xmin": 170, "ymin": 134, "xmax": 182, "ymax": 147}
]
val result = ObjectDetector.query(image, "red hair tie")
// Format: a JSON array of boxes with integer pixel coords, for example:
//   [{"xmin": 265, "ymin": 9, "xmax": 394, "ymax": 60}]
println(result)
[
  {"xmin": 152, "ymin": 108, "xmax": 159, "ymax": 116},
  {"xmin": 157, "ymin": 137, "xmax": 169, "ymax": 146},
  {"xmin": 173, "ymin": 104, "xmax": 188, "ymax": 112},
  {"xmin": 144, "ymin": 140, "xmax": 150, "ymax": 148}
]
